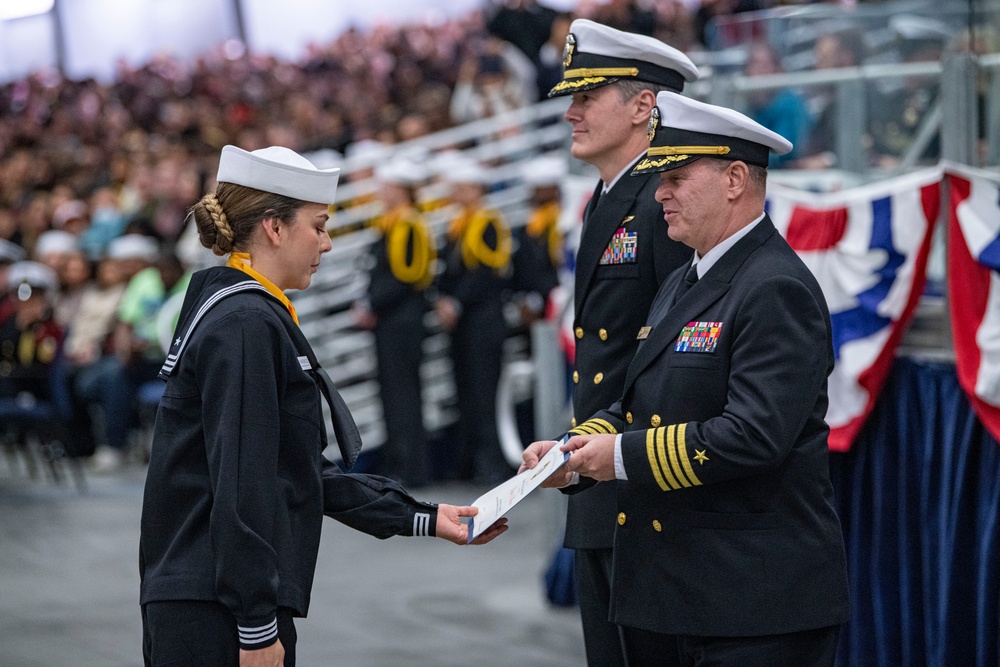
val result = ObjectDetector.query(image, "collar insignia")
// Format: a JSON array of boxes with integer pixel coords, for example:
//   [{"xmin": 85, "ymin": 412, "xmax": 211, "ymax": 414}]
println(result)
[{"xmin": 563, "ymin": 33, "xmax": 576, "ymax": 68}]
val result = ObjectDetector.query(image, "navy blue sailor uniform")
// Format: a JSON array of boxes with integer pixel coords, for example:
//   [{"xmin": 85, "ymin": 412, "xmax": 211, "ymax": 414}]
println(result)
[
  {"xmin": 139, "ymin": 266, "xmax": 439, "ymax": 652},
  {"xmin": 438, "ymin": 205, "xmax": 513, "ymax": 483},
  {"xmin": 570, "ymin": 216, "xmax": 850, "ymax": 638},
  {"xmin": 366, "ymin": 206, "xmax": 436, "ymax": 485}
]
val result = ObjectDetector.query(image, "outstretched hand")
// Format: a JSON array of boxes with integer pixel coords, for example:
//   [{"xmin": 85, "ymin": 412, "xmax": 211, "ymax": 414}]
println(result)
[
  {"xmin": 563, "ymin": 433, "xmax": 617, "ymax": 482},
  {"xmin": 436, "ymin": 504, "xmax": 508, "ymax": 545},
  {"xmin": 519, "ymin": 440, "xmax": 574, "ymax": 488}
]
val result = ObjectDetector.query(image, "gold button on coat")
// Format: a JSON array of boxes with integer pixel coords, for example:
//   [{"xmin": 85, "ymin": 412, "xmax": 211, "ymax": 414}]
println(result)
[
  {"xmin": 652, "ymin": 520, "xmax": 662, "ymax": 532},
  {"xmin": 651, "ymin": 414, "xmax": 661, "ymax": 427},
  {"xmin": 571, "ymin": 418, "xmax": 577, "ymax": 428},
  {"xmin": 594, "ymin": 372, "xmax": 604, "ymax": 384},
  {"xmin": 575, "ymin": 327, "xmax": 584, "ymax": 339},
  {"xmin": 626, "ymin": 412, "xmax": 633, "ymax": 424},
  {"xmin": 617, "ymin": 512, "xmax": 626, "ymax": 526},
  {"xmin": 573, "ymin": 371, "xmax": 579, "ymax": 383},
  {"xmin": 599, "ymin": 328, "xmax": 608, "ymax": 340}
]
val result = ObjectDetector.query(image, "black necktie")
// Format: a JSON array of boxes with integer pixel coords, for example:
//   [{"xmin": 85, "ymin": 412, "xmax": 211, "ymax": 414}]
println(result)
[
  {"xmin": 644, "ymin": 263, "xmax": 700, "ymax": 332},
  {"xmin": 674, "ymin": 263, "xmax": 700, "ymax": 305}
]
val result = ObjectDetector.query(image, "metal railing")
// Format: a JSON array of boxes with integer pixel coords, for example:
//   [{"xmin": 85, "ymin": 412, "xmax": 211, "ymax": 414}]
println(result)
[{"xmin": 296, "ymin": 37, "xmax": 999, "ymax": 463}]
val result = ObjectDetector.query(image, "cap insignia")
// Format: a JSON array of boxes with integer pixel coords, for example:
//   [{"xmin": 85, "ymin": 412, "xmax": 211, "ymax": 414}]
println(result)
[
  {"xmin": 563, "ymin": 33, "xmax": 576, "ymax": 68},
  {"xmin": 647, "ymin": 106, "xmax": 660, "ymax": 143}
]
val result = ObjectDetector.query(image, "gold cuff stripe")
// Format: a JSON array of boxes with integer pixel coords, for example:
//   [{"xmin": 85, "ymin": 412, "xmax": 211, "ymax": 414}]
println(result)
[
  {"xmin": 573, "ymin": 423, "xmax": 598, "ymax": 435},
  {"xmin": 667, "ymin": 424, "xmax": 692, "ymax": 488},
  {"xmin": 647, "ymin": 428, "xmax": 670, "ymax": 492},
  {"xmin": 563, "ymin": 67, "xmax": 639, "ymax": 78},
  {"xmin": 676, "ymin": 423, "xmax": 702, "ymax": 486},
  {"xmin": 657, "ymin": 427, "xmax": 681, "ymax": 490},
  {"xmin": 591, "ymin": 418, "xmax": 617, "ymax": 434},
  {"xmin": 549, "ymin": 76, "xmax": 609, "ymax": 93},
  {"xmin": 647, "ymin": 145, "xmax": 731, "ymax": 157}
]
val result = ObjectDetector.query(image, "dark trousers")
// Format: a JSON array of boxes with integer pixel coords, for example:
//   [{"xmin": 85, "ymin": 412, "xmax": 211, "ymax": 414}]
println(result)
[
  {"xmin": 374, "ymin": 309, "xmax": 428, "ymax": 486},
  {"xmin": 575, "ymin": 547, "xmax": 627, "ymax": 667},
  {"xmin": 143, "ymin": 601, "xmax": 297, "ymax": 666},
  {"xmin": 621, "ymin": 623, "xmax": 841, "ymax": 667},
  {"xmin": 449, "ymin": 303, "xmax": 510, "ymax": 483}
]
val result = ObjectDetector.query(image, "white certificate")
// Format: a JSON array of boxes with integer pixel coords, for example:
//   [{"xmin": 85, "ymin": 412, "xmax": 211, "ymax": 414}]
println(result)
[{"xmin": 467, "ymin": 438, "xmax": 570, "ymax": 543}]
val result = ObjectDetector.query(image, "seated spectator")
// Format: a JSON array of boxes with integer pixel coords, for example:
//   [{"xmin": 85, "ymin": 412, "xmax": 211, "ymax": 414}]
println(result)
[
  {"xmin": 793, "ymin": 28, "xmax": 868, "ymax": 169},
  {"xmin": 0, "ymin": 240, "xmax": 27, "ymax": 322},
  {"xmin": 52, "ymin": 248, "xmax": 93, "ymax": 329},
  {"xmin": 869, "ymin": 16, "xmax": 953, "ymax": 167},
  {"xmin": 0, "ymin": 262, "xmax": 64, "ymax": 411},
  {"xmin": 71, "ymin": 234, "xmax": 164, "ymax": 471},
  {"xmin": 743, "ymin": 41, "xmax": 812, "ymax": 168},
  {"xmin": 450, "ymin": 39, "xmax": 534, "ymax": 124}
]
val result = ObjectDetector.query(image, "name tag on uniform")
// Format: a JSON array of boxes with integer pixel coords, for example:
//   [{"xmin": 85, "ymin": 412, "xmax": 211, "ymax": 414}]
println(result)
[
  {"xmin": 675, "ymin": 321, "xmax": 723, "ymax": 353},
  {"xmin": 297, "ymin": 356, "xmax": 312, "ymax": 371},
  {"xmin": 637, "ymin": 326, "xmax": 651, "ymax": 340}
]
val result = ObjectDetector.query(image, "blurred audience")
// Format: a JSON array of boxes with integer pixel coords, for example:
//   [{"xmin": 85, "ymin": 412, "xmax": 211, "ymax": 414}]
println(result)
[{"xmin": 743, "ymin": 41, "xmax": 812, "ymax": 168}]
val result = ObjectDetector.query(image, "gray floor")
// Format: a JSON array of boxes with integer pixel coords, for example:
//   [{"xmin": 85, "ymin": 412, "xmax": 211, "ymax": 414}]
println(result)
[{"xmin": 0, "ymin": 449, "xmax": 586, "ymax": 666}]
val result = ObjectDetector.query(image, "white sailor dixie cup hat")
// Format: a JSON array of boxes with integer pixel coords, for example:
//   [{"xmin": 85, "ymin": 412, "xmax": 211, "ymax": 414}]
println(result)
[
  {"xmin": 216, "ymin": 145, "xmax": 341, "ymax": 205},
  {"xmin": 632, "ymin": 92, "xmax": 793, "ymax": 176},
  {"xmin": 8, "ymin": 261, "xmax": 58, "ymax": 300},
  {"xmin": 548, "ymin": 19, "xmax": 699, "ymax": 98}
]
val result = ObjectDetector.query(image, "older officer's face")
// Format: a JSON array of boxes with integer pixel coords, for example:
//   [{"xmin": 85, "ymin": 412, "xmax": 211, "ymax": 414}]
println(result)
[
  {"xmin": 654, "ymin": 159, "xmax": 732, "ymax": 256},
  {"xmin": 278, "ymin": 202, "xmax": 332, "ymax": 291},
  {"xmin": 564, "ymin": 85, "xmax": 635, "ymax": 166}
]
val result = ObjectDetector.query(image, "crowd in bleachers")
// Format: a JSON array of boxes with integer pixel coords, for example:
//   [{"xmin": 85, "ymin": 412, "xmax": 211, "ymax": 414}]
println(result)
[{"xmin": 0, "ymin": 0, "xmax": 990, "ymax": 476}]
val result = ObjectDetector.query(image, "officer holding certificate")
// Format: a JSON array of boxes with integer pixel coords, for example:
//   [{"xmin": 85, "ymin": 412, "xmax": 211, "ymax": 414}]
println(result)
[{"xmin": 523, "ymin": 93, "xmax": 850, "ymax": 666}]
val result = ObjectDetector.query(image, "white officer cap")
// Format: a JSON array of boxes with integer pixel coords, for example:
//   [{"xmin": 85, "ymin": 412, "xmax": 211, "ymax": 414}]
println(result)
[
  {"xmin": 106, "ymin": 234, "xmax": 160, "ymax": 262},
  {"xmin": 0, "ymin": 239, "xmax": 26, "ymax": 264},
  {"xmin": 632, "ymin": 92, "xmax": 792, "ymax": 176},
  {"xmin": 522, "ymin": 154, "xmax": 569, "ymax": 187},
  {"xmin": 8, "ymin": 260, "xmax": 58, "ymax": 300},
  {"xmin": 549, "ymin": 19, "xmax": 699, "ymax": 98},
  {"xmin": 35, "ymin": 230, "xmax": 79, "ymax": 257},
  {"xmin": 216, "ymin": 145, "xmax": 340, "ymax": 206},
  {"xmin": 52, "ymin": 199, "xmax": 89, "ymax": 228},
  {"xmin": 375, "ymin": 159, "xmax": 428, "ymax": 187}
]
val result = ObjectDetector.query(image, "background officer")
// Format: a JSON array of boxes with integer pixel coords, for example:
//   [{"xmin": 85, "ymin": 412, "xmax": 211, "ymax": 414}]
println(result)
[{"xmin": 544, "ymin": 18, "xmax": 697, "ymax": 666}]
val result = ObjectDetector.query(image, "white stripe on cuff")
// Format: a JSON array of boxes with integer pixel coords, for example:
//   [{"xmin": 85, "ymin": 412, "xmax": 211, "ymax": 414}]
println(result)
[
  {"xmin": 238, "ymin": 618, "xmax": 278, "ymax": 645},
  {"xmin": 413, "ymin": 512, "xmax": 431, "ymax": 537}
]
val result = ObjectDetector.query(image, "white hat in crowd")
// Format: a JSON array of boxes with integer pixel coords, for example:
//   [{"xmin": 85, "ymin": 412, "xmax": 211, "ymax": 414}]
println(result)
[
  {"xmin": 35, "ymin": 230, "xmax": 79, "ymax": 258},
  {"xmin": 8, "ymin": 261, "xmax": 58, "ymax": 300},
  {"xmin": 0, "ymin": 239, "xmax": 26, "ymax": 265},
  {"xmin": 443, "ymin": 157, "xmax": 493, "ymax": 187},
  {"xmin": 632, "ymin": 92, "xmax": 792, "ymax": 176},
  {"xmin": 52, "ymin": 199, "xmax": 89, "ymax": 228},
  {"xmin": 522, "ymin": 154, "xmax": 569, "ymax": 187},
  {"xmin": 375, "ymin": 159, "xmax": 428, "ymax": 187},
  {"xmin": 216, "ymin": 145, "xmax": 340, "ymax": 206},
  {"xmin": 106, "ymin": 234, "xmax": 160, "ymax": 262},
  {"xmin": 548, "ymin": 19, "xmax": 699, "ymax": 97}
]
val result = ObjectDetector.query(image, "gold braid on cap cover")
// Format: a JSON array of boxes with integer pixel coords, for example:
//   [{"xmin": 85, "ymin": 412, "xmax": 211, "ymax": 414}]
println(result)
[{"xmin": 646, "ymin": 146, "xmax": 731, "ymax": 156}]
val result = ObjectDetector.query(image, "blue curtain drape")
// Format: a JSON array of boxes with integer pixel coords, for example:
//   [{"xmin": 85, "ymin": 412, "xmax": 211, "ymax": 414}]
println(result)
[{"xmin": 830, "ymin": 356, "xmax": 1000, "ymax": 667}]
